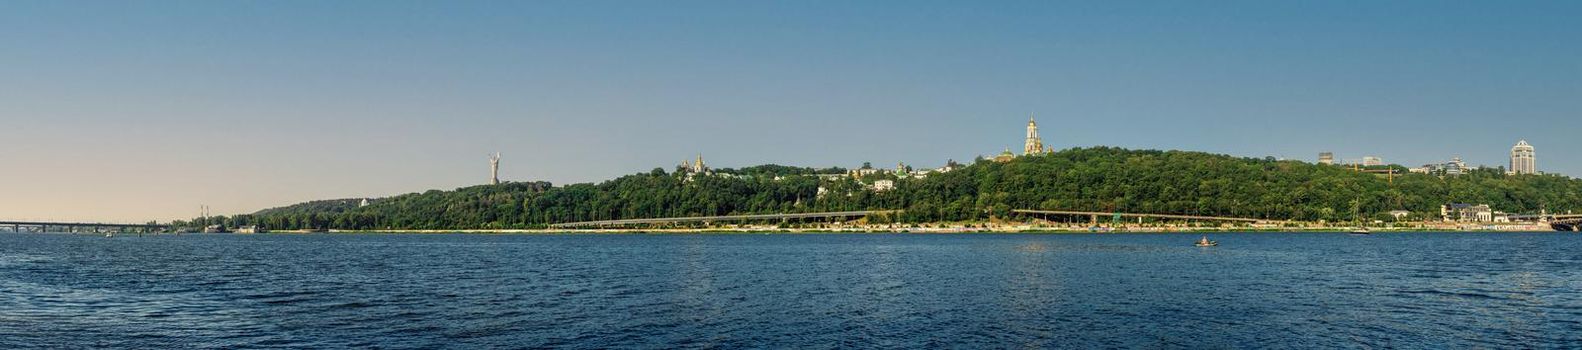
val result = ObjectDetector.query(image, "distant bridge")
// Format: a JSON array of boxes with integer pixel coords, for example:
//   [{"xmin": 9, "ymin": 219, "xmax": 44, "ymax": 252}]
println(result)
[
  {"xmin": 1553, "ymin": 218, "xmax": 1582, "ymax": 232},
  {"xmin": 0, "ymin": 221, "xmax": 170, "ymax": 234},
  {"xmin": 1541, "ymin": 216, "xmax": 1582, "ymax": 232},
  {"xmin": 1500, "ymin": 214, "xmax": 1582, "ymax": 232},
  {"xmin": 1014, "ymin": 209, "xmax": 1290, "ymax": 225},
  {"xmin": 548, "ymin": 210, "xmax": 900, "ymax": 228},
  {"xmin": 1505, "ymin": 214, "xmax": 1582, "ymax": 220}
]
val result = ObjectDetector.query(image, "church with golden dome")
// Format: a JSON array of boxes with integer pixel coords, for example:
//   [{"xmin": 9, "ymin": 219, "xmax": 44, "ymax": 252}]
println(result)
[
  {"xmin": 995, "ymin": 115, "xmax": 1051, "ymax": 162},
  {"xmin": 1024, "ymin": 115, "xmax": 1046, "ymax": 155}
]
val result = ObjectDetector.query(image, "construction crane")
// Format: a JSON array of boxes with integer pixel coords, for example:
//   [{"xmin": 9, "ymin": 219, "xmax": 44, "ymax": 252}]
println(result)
[{"xmin": 1348, "ymin": 161, "xmax": 1401, "ymax": 185}]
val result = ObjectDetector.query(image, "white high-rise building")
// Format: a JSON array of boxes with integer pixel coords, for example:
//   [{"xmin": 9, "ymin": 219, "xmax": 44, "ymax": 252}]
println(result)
[
  {"xmin": 1362, "ymin": 156, "xmax": 1383, "ymax": 166},
  {"xmin": 1510, "ymin": 140, "xmax": 1536, "ymax": 175}
]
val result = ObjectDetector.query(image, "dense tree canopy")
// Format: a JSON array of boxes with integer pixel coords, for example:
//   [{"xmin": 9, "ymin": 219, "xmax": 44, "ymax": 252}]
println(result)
[{"xmin": 186, "ymin": 147, "xmax": 1582, "ymax": 230}]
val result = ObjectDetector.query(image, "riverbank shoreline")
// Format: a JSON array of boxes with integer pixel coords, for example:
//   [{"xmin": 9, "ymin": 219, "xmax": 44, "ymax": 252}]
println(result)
[{"xmin": 264, "ymin": 225, "xmax": 1561, "ymax": 234}]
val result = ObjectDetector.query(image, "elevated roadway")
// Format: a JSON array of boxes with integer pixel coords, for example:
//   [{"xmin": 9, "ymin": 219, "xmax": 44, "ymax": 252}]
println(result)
[{"xmin": 0, "ymin": 221, "xmax": 169, "ymax": 234}]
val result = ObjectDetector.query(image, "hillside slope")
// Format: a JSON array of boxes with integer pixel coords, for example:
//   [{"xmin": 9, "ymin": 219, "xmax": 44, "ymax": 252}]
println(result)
[{"xmin": 205, "ymin": 147, "xmax": 1580, "ymax": 230}]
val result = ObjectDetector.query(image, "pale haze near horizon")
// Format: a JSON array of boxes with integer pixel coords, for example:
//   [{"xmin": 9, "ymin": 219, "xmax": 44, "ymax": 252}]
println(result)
[{"xmin": 2, "ymin": 1, "xmax": 1578, "ymax": 222}]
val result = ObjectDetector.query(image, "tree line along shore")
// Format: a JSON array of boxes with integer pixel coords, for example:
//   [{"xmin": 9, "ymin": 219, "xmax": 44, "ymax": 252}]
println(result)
[{"xmin": 176, "ymin": 147, "xmax": 1582, "ymax": 232}]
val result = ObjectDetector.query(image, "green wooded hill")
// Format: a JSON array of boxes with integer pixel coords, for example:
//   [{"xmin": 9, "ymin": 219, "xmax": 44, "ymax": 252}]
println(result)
[{"xmin": 188, "ymin": 147, "xmax": 1582, "ymax": 230}]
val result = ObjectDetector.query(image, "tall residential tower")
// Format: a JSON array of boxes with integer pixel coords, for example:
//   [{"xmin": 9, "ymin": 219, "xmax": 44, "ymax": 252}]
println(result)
[{"xmin": 1510, "ymin": 140, "xmax": 1536, "ymax": 175}]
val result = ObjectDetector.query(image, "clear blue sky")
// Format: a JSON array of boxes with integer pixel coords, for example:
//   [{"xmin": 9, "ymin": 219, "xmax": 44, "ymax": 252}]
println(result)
[{"xmin": 2, "ymin": 1, "xmax": 1578, "ymax": 222}]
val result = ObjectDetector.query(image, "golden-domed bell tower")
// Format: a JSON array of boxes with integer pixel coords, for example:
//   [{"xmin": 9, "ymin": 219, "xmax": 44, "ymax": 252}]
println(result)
[{"xmin": 1023, "ymin": 114, "xmax": 1044, "ymax": 155}]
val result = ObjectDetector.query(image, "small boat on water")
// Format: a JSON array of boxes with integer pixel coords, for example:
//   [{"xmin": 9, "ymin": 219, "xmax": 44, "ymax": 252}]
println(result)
[
  {"xmin": 1346, "ymin": 196, "xmax": 1372, "ymax": 235},
  {"xmin": 1194, "ymin": 236, "xmax": 1218, "ymax": 247},
  {"xmin": 104, "ymin": 232, "xmax": 114, "ymax": 238}
]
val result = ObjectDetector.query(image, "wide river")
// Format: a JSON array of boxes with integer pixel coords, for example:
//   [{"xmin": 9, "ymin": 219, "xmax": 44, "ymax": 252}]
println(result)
[{"xmin": 2, "ymin": 232, "xmax": 1580, "ymax": 348}]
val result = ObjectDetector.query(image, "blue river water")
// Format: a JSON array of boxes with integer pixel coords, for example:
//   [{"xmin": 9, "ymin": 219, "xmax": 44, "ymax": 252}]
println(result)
[{"xmin": 2, "ymin": 232, "xmax": 1580, "ymax": 349}]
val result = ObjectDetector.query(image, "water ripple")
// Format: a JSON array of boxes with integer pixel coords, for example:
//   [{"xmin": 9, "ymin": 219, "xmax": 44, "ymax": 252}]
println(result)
[{"xmin": 3, "ymin": 232, "xmax": 1582, "ymax": 348}]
